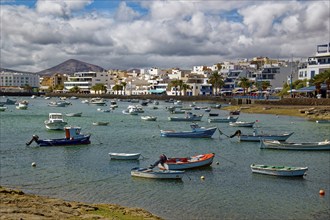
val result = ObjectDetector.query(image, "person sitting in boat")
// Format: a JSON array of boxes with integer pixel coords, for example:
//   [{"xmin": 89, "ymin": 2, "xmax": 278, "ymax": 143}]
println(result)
[{"xmin": 149, "ymin": 154, "xmax": 167, "ymax": 169}]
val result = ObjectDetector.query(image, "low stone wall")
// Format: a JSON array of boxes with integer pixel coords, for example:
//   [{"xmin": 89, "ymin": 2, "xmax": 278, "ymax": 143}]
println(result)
[
  {"xmin": 254, "ymin": 98, "xmax": 330, "ymax": 106},
  {"xmin": 1, "ymin": 91, "xmax": 330, "ymax": 106}
]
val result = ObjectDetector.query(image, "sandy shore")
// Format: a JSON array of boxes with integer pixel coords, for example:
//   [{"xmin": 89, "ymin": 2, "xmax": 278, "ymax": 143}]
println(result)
[{"xmin": 0, "ymin": 186, "xmax": 163, "ymax": 220}]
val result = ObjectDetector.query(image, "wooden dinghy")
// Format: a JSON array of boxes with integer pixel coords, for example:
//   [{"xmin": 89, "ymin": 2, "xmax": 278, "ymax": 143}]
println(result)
[
  {"xmin": 250, "ymin": 164, "xmax": 308, "ymax": 177},
  {"xmin": 260, "ymin": 140, "xmax": 330, "ymax": 151},
  {"xmin": 161, "ymin": 153, "xmax": 215, "ymax": 170},
  {"xmin": 109, "ymin": 153, "xmax": 141, "ymax": 160},
  {"xmin": 131, "ymin": 167, "xmax": 184, "ymax": 179},
  {"xmin": 92, "ymin": 122, "xmax": 109, "ymax": 126}
]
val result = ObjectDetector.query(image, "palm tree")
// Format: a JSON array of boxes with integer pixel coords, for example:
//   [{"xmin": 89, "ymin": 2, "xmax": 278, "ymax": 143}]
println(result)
[
  {"xmin": 261, "ymin": 81, "xmax": 270, "ymax": 91},
  {"xmin": 112, "ymin": 84, "xmax": 123, "ymax": 95},
  {"xmin": 181, "ymin": 84, "xmax": 191, "ymax": 96},
  {"xmin": 169, "ymin": 80, "xmax": 180, "ymax": 96},
  {"xmin": 311, "ymin": 70, "xmax": 330, "ymax": 98},
  {"xmin": 121, "ymin": 82, "xmax": 127, "ymax": 95},
  {"xmin": 69, "ymin": 85, "xmax": 80, "ymax": 93},
  {"xmin": 208, "ymin": 71, "xmax": 224, "ymax": 95},
  {"xmin": 22, "ymin": 84, "xmax": 33, "ymax": 93},
  {"xmin": 238, "ymin": 77, "xmax": 251, "ymax": 95},
  {"xmin": 91, "ymin": 83, "xmax": 107, "ymax": 94}
]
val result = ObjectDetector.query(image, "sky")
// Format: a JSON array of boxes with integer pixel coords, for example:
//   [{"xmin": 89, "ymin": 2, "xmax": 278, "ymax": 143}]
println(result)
[{"xmin": 1, "ymin": 0, "xmax": 329, "ymax": 72}]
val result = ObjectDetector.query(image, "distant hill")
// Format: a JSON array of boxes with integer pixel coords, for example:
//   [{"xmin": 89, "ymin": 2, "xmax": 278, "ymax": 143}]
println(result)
[
  {"xmin": 0, "ymin": 68, "xmax": 34, "ymax": 74},
  {"xmin": 37, "ymin": 59, "xmax": 106, "ymax": 76}
]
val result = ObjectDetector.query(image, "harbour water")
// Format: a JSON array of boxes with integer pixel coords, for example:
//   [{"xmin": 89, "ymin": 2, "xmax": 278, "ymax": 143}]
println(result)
[{"xmin": 1, "ymin": 97, "xmax": 329, "ymax": 220}]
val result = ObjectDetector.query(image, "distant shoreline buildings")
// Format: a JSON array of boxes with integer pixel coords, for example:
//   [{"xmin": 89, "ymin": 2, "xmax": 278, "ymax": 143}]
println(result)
[{"xmin": 1, "ymin": 43, "xmax": 329, "ymax": 96}]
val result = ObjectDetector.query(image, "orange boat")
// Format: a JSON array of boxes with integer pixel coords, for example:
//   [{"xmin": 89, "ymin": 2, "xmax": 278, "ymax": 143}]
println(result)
[{"xmin": 159, "ymin": 153, "xmax": 215, "ymax": 170}]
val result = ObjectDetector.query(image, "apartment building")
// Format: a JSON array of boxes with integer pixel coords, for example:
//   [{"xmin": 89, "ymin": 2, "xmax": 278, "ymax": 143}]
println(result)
[
  {"xmin": 0, "ymin": 72, "xmax": 40, "ymax": 88},
  {"xmin": 298, "ymin": 43, "xmax": 330, "ymax": 80}
]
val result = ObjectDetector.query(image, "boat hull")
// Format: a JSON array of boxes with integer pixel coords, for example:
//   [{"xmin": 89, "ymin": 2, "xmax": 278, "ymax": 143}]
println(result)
[
  {"xmin": 229, "ymin": 121, "xmax": 255, "ymax": 127},
  {"xmin": 109, "ymin": 153, "xmax": 141, "ymax": 160},
  {"xmin": 261, "ymin": 140, "xmax": 330, "ymax": 150},
  {"xmin": 36, "ymin": 135, "xmax": 91, "ymax": 147},
  {"xmin": 160, "ymin": 127, "xmax": 216, "ymax": 138},
  {"xmin": 165, "ymin": 153, "xmax": 215, "ymax": 170},
  {"xmin": 65, "ymin": 113, "xmax": 82, "ymax": 117},
  {"xmin": 45, "ymin": 122, "xmax": 68, "ymax": 130},
  {"xmin": 141, "ymin": 116, "xmax": 157, "ymax": 121},
  {"xmin": 251, "ymin": 164, "xmax": 308, "ymax": 177},
  {"xmin": 131, "ymin": 167, "xmax": 184, "ymax": 179},
  {"xmin": 239, "ymin": 132, "xmax": 294, "ymax": 142},
  {"xmin": 168, "ymin": 116, "xmax": 203, "ymax": 121},
  {"xmin": 208, "ymin": 117, "xmax": 238, "ymax": 123}
]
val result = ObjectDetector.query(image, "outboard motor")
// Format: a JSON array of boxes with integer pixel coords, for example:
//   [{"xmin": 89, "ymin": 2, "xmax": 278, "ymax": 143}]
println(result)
[
  {"xmin": 230, "ymin": 130, "xmax": 241, "ymax": 138},
  {"xmin": 26, "ymin": 135, "xmax": 39, "ymax": 146}
]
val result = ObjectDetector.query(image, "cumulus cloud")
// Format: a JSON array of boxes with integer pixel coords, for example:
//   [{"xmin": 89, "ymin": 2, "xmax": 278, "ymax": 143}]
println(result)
[
  {"xmin": 36, "ymin": 0, "xmax": 93, "ymax": 18},
  {"xmin": 0, "ymin": 0, "xmax": 329, "ymax": 72}
]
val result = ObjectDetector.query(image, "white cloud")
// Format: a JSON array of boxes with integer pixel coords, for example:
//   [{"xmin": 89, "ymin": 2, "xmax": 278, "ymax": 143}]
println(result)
[
  {"xmin": 0, "ymin": 0, "xmax": 329, "ymax": 72},
  {"xmin": 36, "ymin": 0, "xmax": 93, "ymax": 17}
]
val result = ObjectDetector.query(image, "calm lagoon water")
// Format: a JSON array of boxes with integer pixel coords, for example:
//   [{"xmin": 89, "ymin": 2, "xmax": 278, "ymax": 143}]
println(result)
[{"xmin": 0, "ymin": 97, "xmax": 329, "ymax": 220}]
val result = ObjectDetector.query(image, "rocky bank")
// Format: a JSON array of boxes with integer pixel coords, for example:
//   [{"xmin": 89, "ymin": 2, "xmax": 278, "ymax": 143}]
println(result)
[{"xmin": 0, "ymin": 186, "xmax": 163, "ymax": 220}]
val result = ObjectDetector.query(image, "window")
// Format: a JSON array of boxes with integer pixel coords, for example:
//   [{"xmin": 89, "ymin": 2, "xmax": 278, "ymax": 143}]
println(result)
[{"xmin": 310, "ymin": 70, "xmax": 315, "ymax": 78}]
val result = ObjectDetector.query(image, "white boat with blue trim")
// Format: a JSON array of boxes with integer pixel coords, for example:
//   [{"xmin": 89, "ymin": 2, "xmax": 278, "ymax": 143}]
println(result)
[
  {"xmin": 160, "ymin": 124, "xmax": 216, "ymax": 138},
  {"xmin": 260, "ymin": 139, "xmax": 330, "ymax": 150},
  {"xmin": 251, "ymin": 164, "xmax": 308, "ymax": 177}
]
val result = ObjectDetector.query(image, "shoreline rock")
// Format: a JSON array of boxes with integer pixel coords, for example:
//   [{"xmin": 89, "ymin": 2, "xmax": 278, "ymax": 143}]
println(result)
[{"xmin": 0, "ymin": 186, "xmax": 163, "ymax": 220}]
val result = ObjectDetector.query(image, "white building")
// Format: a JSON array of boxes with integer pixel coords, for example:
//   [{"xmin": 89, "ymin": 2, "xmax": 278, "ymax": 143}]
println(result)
[
  {"xmin": 298, "ymin": 43, "xmax": 330, "ymax": 80},
  {"xmin": 64, "ymin": 71, "xmax": 95, "ymax": 92},
  {"xmin": 0, "ymin": 72, "xmax": 40, "ymax": 88}
]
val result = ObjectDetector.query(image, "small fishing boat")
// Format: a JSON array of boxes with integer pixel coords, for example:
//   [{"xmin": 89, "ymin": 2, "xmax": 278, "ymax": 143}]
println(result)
[
  {"xmin": 229, "ymin": 121, "xmax": 255, "ymax": 127},
  {"xmin": 141, "ymin": 115, "xmax": 157, "ymax": 121},
  {"xmin": 160, "ymin": 124, "xmax": 216, "ymax": 138},
  {"xmin": 316, "ymin": 120, "xmax": 330, "ymax": 124},
  {"xmin": 92, "ymin": 122, "xmax": 109, "ymax": 126},
  {"xmin": 250, "ymin": 164, "xmax": 308, "ymax": 177},
  {"xmin": 44, "ymin": 113, "xmax": 68, "ymax": 130},
  {"xmin": 48, "ymin": 101, "xmax": 66, "ymax": 107},
  {"xmin": 109, "ymin": 153, "xmax": 141, "ymax": 160},
  {"xmin": 260, "ymin": 139, "xmax": 330, "ymax": 151},
  {"xmin": 161, "ymin": 153, "xmax": 215, "ymax": 170},
  {"xmin": 229, "ymin": 130, "xmax": 294, "ymax": 142},
  {"xmin": 168, "ymin": 112, "xmax": 203, "ymax": 122},
  {"xmin": 131, "ymin": 167, "xmax": 184, "ymax": 179},
  {"xmin": 0, "ymin": 106, "xmax": 7, "ymax": 111},
  {"xmin": 26, "ymin": 126, "xmax": 91, "ymax": 147},
  {"xmin": 89, "ymin": 98, "xmax": 106, "ymax": 106},
  {"xmin": 208, "ymin": 116, "xmax": 238, "ymax": 123},
  {"xmin": 16, "ymin": 102, "xmax": 28, "ymax": 110},
  {"xmin": 229, "ymin": 110, "xmax": 240, "ymax": 115},
  {"xmin": 65, "ymin": 112, "xmax": 82, "ymax": 117}
]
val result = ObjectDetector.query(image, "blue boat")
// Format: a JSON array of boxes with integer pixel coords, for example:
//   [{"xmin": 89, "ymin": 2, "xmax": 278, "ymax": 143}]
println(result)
[
  {"xmin": 26, "ymin": 126, "xmax": 91, "ymax": 147},
  {"xmin": 160, "ymin": 123, "xmax": 217, "ymax": 138}
]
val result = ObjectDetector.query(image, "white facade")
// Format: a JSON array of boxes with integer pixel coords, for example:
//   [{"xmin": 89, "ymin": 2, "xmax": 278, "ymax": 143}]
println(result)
[
  {"xmin": 298, "ymin": 43, "xmax": 330, "ymax": 80},
  {"xmin": 148, "ymin": 68, "xmax": 166, "ymax": 76},
  {"xmin": 0, "ymin": 72, "xmax": 40, "ymax": 88},
  {"xmin": 64, "ymin": 71, "xmax": 96, "ymax": 92}
]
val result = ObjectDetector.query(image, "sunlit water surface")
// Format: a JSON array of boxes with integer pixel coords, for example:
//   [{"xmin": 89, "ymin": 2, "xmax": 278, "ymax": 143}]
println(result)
[{"xmin": 0, "ymin": 97, "xmax": 329, "ymax": 220}]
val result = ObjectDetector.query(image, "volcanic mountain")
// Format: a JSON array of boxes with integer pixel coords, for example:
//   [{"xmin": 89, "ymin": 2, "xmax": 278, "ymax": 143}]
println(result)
[{"xmin": 37, "ymin": 59, "xmax": 106, "ymax": 76}]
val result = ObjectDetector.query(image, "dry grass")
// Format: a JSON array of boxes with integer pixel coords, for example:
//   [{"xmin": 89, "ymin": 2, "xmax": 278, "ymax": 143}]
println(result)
[{"xmin": 222, "ymin": 105, "xmax": 330, "ymax": 120}]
